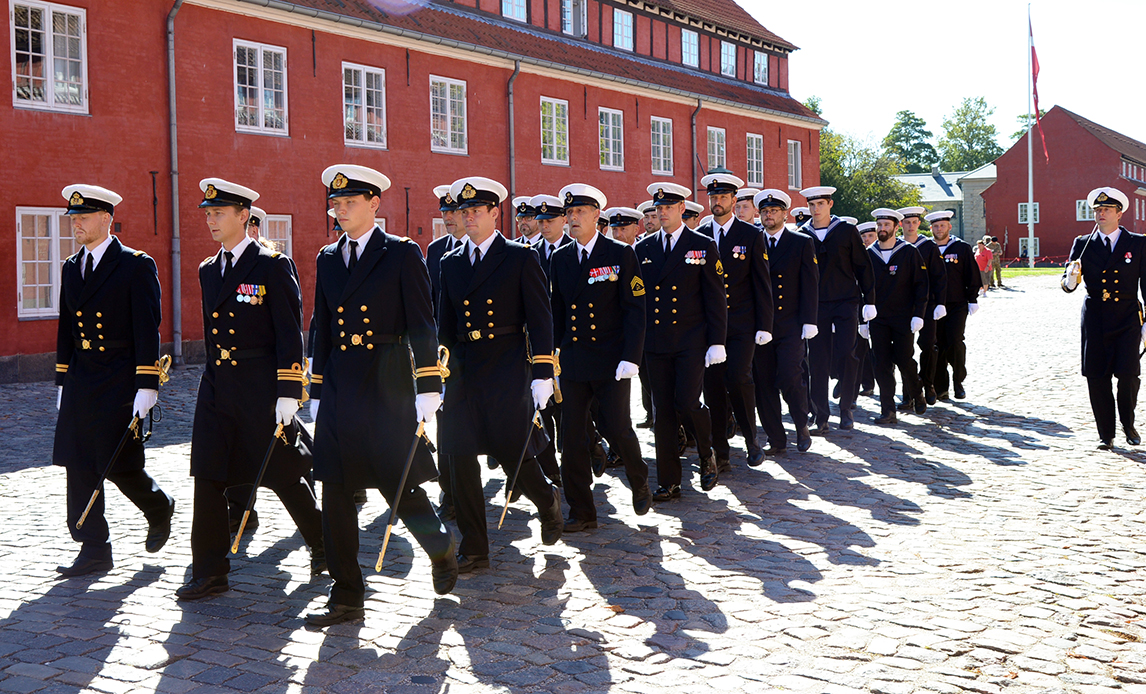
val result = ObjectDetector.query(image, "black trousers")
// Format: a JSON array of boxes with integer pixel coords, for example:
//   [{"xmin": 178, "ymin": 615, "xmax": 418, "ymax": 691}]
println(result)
[
  {"xmin": 322, "ymin": 478, "xmax": 451, "ymax": 608},
  {"xmin": 538, "ymin": 400, "xmax": 562, "ymax": 485},
  {"xmin": 703, "ymin": 335, "xmax": 759, "ymax": 459},
  {"xmin": 451, "ymin": 451, "xmax": 555, "ymax": 558},
  {"xmin": 190, "ymin": 475, "xmax": 322, "ymax": 580},
  {"xmin": 809, "ymin": 300, "xmax": 860, "ymax": 423},
  {"xmin": 646, "ymin": 349, "xmax": 711, "ymax": 488},
  {"xmin": 67, "ymin": 468, "xmax": 172, "ymax": 561},
  {"xmin": 638, "ymin": 356, "xmax": 654, "ymax": 422},
  {"xmin": 754, "ymin": 334, "xmax": 809, "ymax": 449},
  {"xmin": 871, "ymin": 322, "xmax": 922, "ymax": 415},
  {"xmin": 854, "ymin": 337, "xmax": 874, "ymax": 399},
  {"xmin": 1087, "ymin": 374, "xmax": 1140, "ymax": 442},
  {"xmin": 916, "ymin": 312, "xmax": 939, "ymax": 391},
  {"xmin": 560, "ymin": 377, "xmax": 647, "ymax": 522},
  {"xmin": 934, "ymin": 304, "xmax": 969, "ymax": 394}
]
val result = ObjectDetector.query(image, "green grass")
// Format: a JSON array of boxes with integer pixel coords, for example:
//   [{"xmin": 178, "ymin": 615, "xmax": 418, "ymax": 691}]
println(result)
[{"xmin": 1000, "ymin": 267, "xmax": 1063, "ymax": 278}]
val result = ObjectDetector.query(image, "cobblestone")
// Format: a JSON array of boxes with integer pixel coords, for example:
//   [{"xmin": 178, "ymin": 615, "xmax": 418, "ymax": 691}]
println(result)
[{"xmin": 4, "ymin": 276, "xmax": 1146, "ymax": 692}]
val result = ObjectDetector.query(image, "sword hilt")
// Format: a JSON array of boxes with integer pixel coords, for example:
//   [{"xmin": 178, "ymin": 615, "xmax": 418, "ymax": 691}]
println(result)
[
  {"xmin": 230, "ymin": 510, "xmax": 251, "ymax": 554},
  {"xmin": 375, "ymin": 525, "xmax": 394, "ymax": 571},
  {"xmin": 76, "ymin": 489, "xmax": 100, "ymax": 529}
]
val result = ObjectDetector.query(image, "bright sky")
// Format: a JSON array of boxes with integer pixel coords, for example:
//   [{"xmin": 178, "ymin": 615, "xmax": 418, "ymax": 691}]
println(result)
[{"xmin": 743, "ymin": 0, "xmax": 1146, "ymax": 151}]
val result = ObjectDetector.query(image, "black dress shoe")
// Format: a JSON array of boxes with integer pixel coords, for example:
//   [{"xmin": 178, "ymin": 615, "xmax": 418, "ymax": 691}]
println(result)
[
  {"xmin": 146, "ymin": 499, "xmax": 175, "ymax": 553},
  {"xmin": 431, "ymin": 546, "xmax": 458, "ymax": 595},
  {"xmin": 716, "ymin": 457, "xmax": 732, "ymax": 474},
  {"xmin": 305, "ymin": 603, "xmax": 365, "ymax": 627},
  {"xmin": 456, "ymin": 553, "xmax": 490, "ymax": 574},
  {"xmin": 229, "ymin": 508, "xmax": 258, "ymax": 535},
  {"xmin": 590, "ymin": 442, "xmax": 607, "ymax": 478},
  {"xmin": 954, "ymin": 384, "xmax": 966, "ymax": 399},
  {"xmin": 1098, "ymin": 439, "xmax": 1114, "ymax": 451},
  {"xmin": 811, "ymin": 422, "xmax": 830, "ymax": 436},
  {"xmin": 486, "ymin": 457, "xmax": 498, "ymax": 470},
  {"xmin": 176, "ymin": 575, "xmax": 229, "ymax": 600},
  {"xmin": 310, "ymin": 547, "xmax": 327, "ymax": 577},
  {"xmin": 636, "ymin": 418, "xmax": 653, "ymax": 429},
  {"xmin": 563, "ymin": 518, "xmax": 598, "ymax": 533},
  {"xmin": 839, "ymin": 408, "xmax": 854, "ymax": 430},
  {"xmin": 1125, "ymin": 425, "xmax": 1141, "ymax": 446},
  {"xmin": 859, "ymin": 388, "xmax": 875, "ymax": 397},
  {"xmin": 632, "ymin": 485, "xmax": 653, "ymax": 515},
  {"xmin": 438, "ymin": 504, "xmax": 456, "ymax": 522},
  {"xmin": 925, "ymin": 388, "xmax": 937, "ymax": 406},
  {"xmin": 897, "ymin": 398, "xmax": 914, "ymax": 412},
  {"xmin": 652, "ymin": 485, "xmax": 681, "ymax": 501},
  {"xmin": 936, "ymin": 391, "xmax": 950, "ymax": 401},
  {"xmin": 796, "ymin": 426, "xmax": 812, "ymax": 452},
  {"xmin": 538, "ymin": 486, "xmax": 563, "ymax": 546},
  {"xmin": 873, "ymin": 412, "xmax": 897, "ymax": 425},
  {"xmin": 699, "ymin": 455, "xmax": 719, "ymax": 492},
  {"xmin": 353, "ymin": 489, "xmax": 368, "ymax": 505},
  {"xmin": 747, "ymin": 447, "xmax": 765, "ymax": 467},
  {"xmin": 56, "ymin": 556, "xmax": 113, "ymax": 578},
  {"xmin": 605, "ymin": 449, "xmax": 624, "ymax": 469},
  {"xmin": 832, "ymin": 382, "xmax": 841, "ymax": 399},
  {"xmin": 913, "ymin": 397, "xmax": 927, "ymax": 415},
  {"xmin": 762, "ymin": 444, "xmax": 787, "ymax": 457}
]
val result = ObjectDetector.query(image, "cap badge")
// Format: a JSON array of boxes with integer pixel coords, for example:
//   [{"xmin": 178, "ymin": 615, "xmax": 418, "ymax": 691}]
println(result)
[
  {"xmin": 564, "ymin": 191, "xmax": 574, "ymax": 204},
  {"xmin": 655, "ymin": 189, "xmax": 665, "ymax": 200},
  {"xmin": 204, "ymin": 184, "xmax": 218, "ymax": 200},
  {"xmin": 445, "ymin": 194, "xmax": 455, "ymax": 205},
  {"xmin": 1096, "ymin": 192, "xmax": 1110, "ymax": 203},
  {"xmin": 461, "ymin": 183, "xmax": 477, "ymax": 200},
  {"xmin": 69, "ymin": 192, "xmax": 84, "ymax": 206},
  {"xmin": 331, "ymin": 173, "xmax": 349, "ymax": 190},
  {"xmin": 517, "ymin": 203, "xmax": 526, "ymax": 213},
  {"xmin": 539, "ymin": 203, "xmax": 548, "ymax": 213}
]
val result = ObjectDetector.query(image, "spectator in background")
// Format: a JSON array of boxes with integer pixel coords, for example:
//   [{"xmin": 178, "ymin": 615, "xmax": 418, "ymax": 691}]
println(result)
[
  {"xmin": 975, "ymin": 239, "xmax": 993, "ymax": 295},
  {"xmin": 987, "ymin": 236, "xmax": 1004, "ymax": 288}
]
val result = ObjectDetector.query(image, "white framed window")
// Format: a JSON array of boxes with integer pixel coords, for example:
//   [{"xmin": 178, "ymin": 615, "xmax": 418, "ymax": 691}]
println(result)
[
  {"xmin": 234, "ymin": 39, "xmax": 287, "ymax": 134},
  {"xmin": 1076, "ymin": 200, "xmax": 1096, "ymax": 222},
  {"xmin": 746, "ymin": 133, "xmax": 763, "ymax": 187},
  {"xmin": 650, "ymin": 117, "xmax": 673, "ymax": 176},
  {"xmin": 502, "ymin": 0, "xmax": 526, "ymax": 22},
  {"xmin": 16, "ymin": 207, "xmax": 77, "ymax": 318},
  {"xmin": 430, "ymin": 75, "xmax": 467, "ymax": 154},
  {"xmin": 681, "ymin": 29, "xmax": 698, "ymax": 68},
  {"xmin": 262, "ymin": 214, "xmax": 292, "ymax": 257},
  {"xmin": 720, "ymin": 41, "xmax": 736, "ymax": 77},
  {"xmin": 613, "ymin": 9, "xmax": 633, "ymax": 51},
  {"xmin": 373, "ymin": 217, "xmax": 387, "ymax": 232},
  {"xmin": 561, "ymin": 0, "xmax": 586, "ymax": 36},
  {"xmin": 540, "ymin": 97, "xmax": 569, "ymax": 165},
  {"xmin": 432, "ymin": 218, "xmax": 446, "ymax": 240},
  {"xmin": 11, "ymin": 1, "xmax": 87, "ymax": 113},
  {"xmin": 1018, "ymin": 236, "xmax": 1039, "ymax": 258},
  {"xmin": 753, "ymin": 51, "xmax": 768, "ymax": 85},
  {"xmin": 599, "ymin": 107, "xmax": 624, "ymax": 171},
  {"xmin": 787, "ymin": 140, "xmax": 802, "ymax": 189},
  {"xmin": 707, "ymin": 127, "xmax": 725, "ymax": 170},
  {"xmin": 343, "ymin": 62, "xmax": 386, "ymax": 148},
  {"xmin": 1017, "ymin": 202, "xmax": 1040, "ymax": 224}
]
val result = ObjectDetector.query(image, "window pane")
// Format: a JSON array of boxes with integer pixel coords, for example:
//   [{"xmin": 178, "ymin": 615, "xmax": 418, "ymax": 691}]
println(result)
[
  {"xmin": 682, "ymin": 30, "xmax": 698, "ymax": 68},
  {"xmin": 262, "ymin": 49, "xmax": 286, "ymax": 131},
  {"xmin": 450, "ymin": 83, "xmax": 466, "ymax": 151},
  {"xmin": 556, "ymin": 103, "xmax": 568, "ymax": 162},
  {"xmin": 721, "ymin": 42, "xmax": 736, "ymax": 77},
  {"xmin": 344, "ymin": 67, "xmax": 362, "ymax": 141},
  {"xmin": 14, "ymin": 5, "xmax": 47, "ymax": 102},
  {"xmin": 613, "ymin": 10, "xmax": 633, "ymax": 51},
  {"xmin": 364, "ymin": 70, "xmax": 385, "ymax": 145},
  {"xmin": 754, "ymin": 52, "xmax": 768, "ymax": 85},
  {"xmin": 51, "ymin": 11, "xmax": 83, "ymax": 107},
  {"xmin": 235, "ymin": 46, "xmax": 259, "ymax": 126}
]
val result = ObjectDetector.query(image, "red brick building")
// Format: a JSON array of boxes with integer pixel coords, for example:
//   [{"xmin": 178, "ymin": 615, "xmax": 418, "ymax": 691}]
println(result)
[
  {"xmin": 3, "ymin": 0, "xmax": 823, "ymax": 380},
  {"xmin": 983, "ymin": 106, "xmax": 1146, "ymax": 263}
]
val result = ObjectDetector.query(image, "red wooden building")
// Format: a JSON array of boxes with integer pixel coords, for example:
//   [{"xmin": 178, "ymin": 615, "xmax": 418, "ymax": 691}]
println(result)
[
  {"xmin": 983, "ymin": 106, "xmax": 1146, "ymax": 263},
  {"xmin": 2, "ymin": 0, "xmax": 823, "ymax": 381}
]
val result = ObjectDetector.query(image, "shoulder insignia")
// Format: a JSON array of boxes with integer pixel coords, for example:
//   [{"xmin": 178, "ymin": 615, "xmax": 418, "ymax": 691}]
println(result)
[
  {"xmin": 134, "ymin": 250, "xmax": 144, "ymax": 256},
  {"xmin": 813, "ymin": 255, "xmax": 818, "ymax": 264},
  {"xmin": 763, "ymin": 252, "xmax": 769, "ymax": 262},
  {"xmin": 271, "ymin": 251, "xmax": 282, "ymax": 258},
  {"xmin": 400, "ymin": 236, "xmax": 414, "ymax": 243},
  {"xmin": 921, "ymin": 264, "xmax": 927, "ymax": 270},
  {"xmin": 630, "ymin": 275, "xmax": 645, "ymax": 297},
  {"xmin": 715, "ymin": 259, "xmax": 724, "ymax": 275},
  {"xmin": 202, "ymin": 256, "xmax": 213, "ymax": 264}
]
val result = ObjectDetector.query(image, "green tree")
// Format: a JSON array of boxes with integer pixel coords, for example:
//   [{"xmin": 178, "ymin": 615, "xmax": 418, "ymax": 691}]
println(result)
[
  {"xmin": 819, "ymin": 130, "xmax": 922, "ymax": 220},
  {"xmin": 1010, "ymin": 109, "xmax": 1048, "ymax": 141},
  {"xmin": 883, "ymin": 110, "xmax": 938, "ymax": 174},
  {"xmin": 803, "ymin": 95, "xmax": 823, "ymax": 116},
  {"xmin": 937, "ymin": 96, "xmax": 1004, "ymax": 171}
]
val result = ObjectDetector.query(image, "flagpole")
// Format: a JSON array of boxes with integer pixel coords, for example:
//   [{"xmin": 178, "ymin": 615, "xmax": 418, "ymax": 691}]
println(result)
[{"xmin": 1027, "ymin": 4, "xmax": 1035, "ymax": 269}]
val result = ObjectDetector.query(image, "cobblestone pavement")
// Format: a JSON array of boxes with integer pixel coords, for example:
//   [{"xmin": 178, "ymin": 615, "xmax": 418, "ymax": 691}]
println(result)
[{"xmin": 3, "ymin": 274, "xmax": 1146, "ymax": 694}]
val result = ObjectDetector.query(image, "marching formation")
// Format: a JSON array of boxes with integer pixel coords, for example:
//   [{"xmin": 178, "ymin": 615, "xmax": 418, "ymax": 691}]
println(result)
[{"xmin": 52, "ymin": 167, "xmax": 1133, "ymax": 628}]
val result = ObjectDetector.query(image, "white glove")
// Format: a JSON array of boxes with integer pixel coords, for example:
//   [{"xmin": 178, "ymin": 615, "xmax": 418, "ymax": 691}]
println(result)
[
  {"xmin": 615, "ymin": 361, "xmax": 639, "ymax": 380},
  {"xmin": 968, "ymin": 303, "xmax": 980, "ymax": 317},
  {"xmin": 531, "ymin": 379, "xmax": 555, "ymax": 410},
  {"xmin": 862, "ymin": 304, "xmax": 878, "ymax": 322},
  {"xmin": 57, "ymin": 386, "xmax": 62, "ymax": 411},
  {"xmin": 1063, "ymin": 260, "xmax": 1082, "ymax": 290},
  {"xmin": 704, "ymin": 345, "xmax": 727, "ymax": 367},
  {"xmin": 933, "ymin": 305, "xmax": 947, "ymax": 321},
  {"xmin": 275, "ymin": 397, "xmax": 299, "ymax": 425},
  {"xmin": 910, "ymin": 317, "xmax": 924, "ymax": 334},
  {"xmin": 755, "ymin": 331, "xmax": 772, "ymax": 345},
  {"xmin": 801, "ymin": 324, "xmax": 819, "ymax": 340},
  {"xmin": 1141, "ymin": 324, "xmax": 1146, "ymax": 348},
  {"xmin": 133, "ymin": 389, "xmax": 158, "ymax": 418},
  {"xmin": 309, "ymin": 399, "xmax": 320, "ymax": 421},
  {"xmin": 415, "ymin": 392, "xmax": 441, "ymax": 423}
]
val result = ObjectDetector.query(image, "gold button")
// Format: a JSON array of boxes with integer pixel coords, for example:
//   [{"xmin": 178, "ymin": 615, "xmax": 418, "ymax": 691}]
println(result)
[
  {"xmin": 778, "ymin": 295, "xmax": 783, "ymax": 299},
  {"xmin": 777, "ymin": 285, "xmax": 783, "ymax": 289},
  {"xmin": 338, "ymin": 306, "xmax": 344, "ymax": 313},
  {"xmin": 487, "ymin": 299, "xmax": 493, "ymax": 304},
  {"xmin": 80, "ymin": 333, "xmax": 86, "ymax": 337},
  {"xmin": 488, "ymin": 323, "xmax": 494, "ymax": 327},
  {"xmin": 212, "ymin": 312, "xmax": 218, "ymax": 318},
  {"xmin": 571, "ymin": 304, "xmax": 577, "ymax": 309},
  {"xmin": 590, "ymin": 324, "xmax": 596, "ymax": 329},
  {"xmin": 672, "ymin": 298, "xmax": 677, "ymax": 302},
  {"xmin": 672, "ymin": 286, "xmax": 677, "ymax": 290},
  {"xmin": 76, "ymin": 311, "xmax": 82, "ymax": 317},
  {"xmin": 655, "ymin": 286, "xmax": 660, "ymax": 291},
  {"xmin": 212, "ymin": 329, "xmax": 218, "ymax": 334},
  {"xmin": 672, "ymin": 321, "xmax": 677, "ymax": 325},
  {"xmin": 572, "ymin": 326, "xmax": 577, "ymax": 331},
  {"xmin": 724, "ymin": 284, "xmax": 729, "ymax": 288},
  {"xmin": 363, "ymin": 318, "xmax": 369, "ymax": 324},
  {"xmin": 588, "ymin": 303, "xmax": 593, "ymax": 308},
  {"xmin": 229, "ymin": 313, "xmax": 234, "ymax": 317},
  {"xmin": 464, "ymin": 300, "xmax": 470, "ymax": 306},
  {"xmin": 341, "ymin": 345, "xmax": 347, "ymax": 351},
  {"xmin": 591, "ymin": 337, "xmax": 596, "ymax": 341},
  {"xmin": 340, "ymin": 331, "xmax": 346, "ymax": 337},
  {"xmin": 96, "ymin": 323, "xmax": 102, "ymax": 329},
  {"xmin": 571, "ymin": 315, "xmax": 576, "ymax": 320},
  {"xmin": 98, "ymin": 334, "xmax": 104, "ymax": 339},
  {"xmin": 777, "ymin": 274, "xmax": 783, "ymax": 278},
  {"xmin": 671, "ymin": 310, "xmax": 676, "ymax": 314},
  {"xmin": 366, "ymin": 331, "xmax": 373, "ymax": 336},
  {"xmin": 487, "ymin": 333, "xmax": 494, "ymax": 339},
  {"xmin": 465, "ymin": 311, "xmax": 471, "ymax": 317},
  {"xmin": 367, "ymin": 344, "xmax": 374, "ymax": 350},
  {"xmin": 361, "ymin": 305, "xmax": 367, "ymax": 311},
  {"xmin": 229, "ymin": 329, "xmax": 235, "ymax": 334},
  {"xmin": 654, "ymin": 309, "xmax": 660, "ymax": 313},
  {"xmin": 654, "ymin": 320, "xmax": 660, "ymax": 325},
  {"xmin": 78, "ymin": 322, "xmax": 83, "ymax": 327},
  {"xmin": 573, "ymin": 337, "xmax": 578, "ymax": 342},
  {"xmin": 231, "ymin": 360, "xmax": 237, "ymax": 366},
  {"xmin": 487, "ymin": 310, "xmax": 494, "ymax": 316},
  {"xmin": 216, "ymin": 360, "xmax": 222, "ymax": 366},
  {"xmin": 96, "ymin": 312, "xmax": 102, "ymax": 318},
  {"xmin": 466, "ymin": 322, "xmax": 472, "ymax": 327},
  {"xmin": 100, "ymin": 346, "xmax": 106, "ymax": 352},
  {"xmin": 1103, "ymin": 279, "xmax": 1107, "ymax": 283},
  {"xmin": 589, "ymin": 313, "xmax": 594, "ymax": 318}
]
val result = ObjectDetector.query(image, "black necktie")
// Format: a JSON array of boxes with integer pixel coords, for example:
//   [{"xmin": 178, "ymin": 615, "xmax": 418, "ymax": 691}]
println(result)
[
  {"xmin": 348, "ymin": 240, "xmax": 359, "ymax": 272},
  {"xmin": 223, "ymin": 250, "xmax": 233, "ymax": 279},
  {"xmin": 664, "ymin": 234, "xmax": 671, "ymax": 255},
  {"xmin": 83, "ymin": 251, "xmax": 93, "ymax": 281},
  {"xmin": 1104, "ymin": 236, "xmax": 1112, "ymax": 252},
  {"xmin": 473, "ymin": 247, "xmax": 482, "ymax": 268},
  {"xmin": 716, "ymin": 229, "xmax": 724, "ymax": 248},
  {"xmin": 581, "ymin": 248, "xmax": 589, "ymax": 266},
  {"xmin": 770, "ymin": 236, "xmax": 778, "ymax": 251}
]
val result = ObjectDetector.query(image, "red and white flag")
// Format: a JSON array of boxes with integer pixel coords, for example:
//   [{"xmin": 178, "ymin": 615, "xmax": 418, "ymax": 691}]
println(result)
[{"xmin": 1030, "ymin": 18, "xmax": 1049, "ymax": 163}]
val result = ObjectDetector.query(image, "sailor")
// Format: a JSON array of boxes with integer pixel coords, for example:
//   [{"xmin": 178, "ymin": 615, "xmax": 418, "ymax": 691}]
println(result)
[
  {"xmin": 530, "ymin": 193, "xmax": 573, "ymax": 285},
  {"xmin": 512, "ymin": 195, "xmax": 540, "ymax": 245},
  {"xmin": 897, "ymin": 206, "xmax": 947, "ymax": 408},
  {"xmin": 683, "ymin": 201, "xmax": 705, "ymax": 230},
  {"xmin": 639, "ymin": 200, "xmax": 660, "ymax": 236},
  {"xmin": 734, "ymin": 187, "xmax": 762, "ymax": 226},
  {"xmin": 927, "ymin": 210, "xmax": 981, "ymax": 400}
]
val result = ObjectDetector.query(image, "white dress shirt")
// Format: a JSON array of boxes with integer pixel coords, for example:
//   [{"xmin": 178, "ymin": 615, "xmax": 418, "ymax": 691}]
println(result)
[
  {"xmin": 81, "ymin": 233, "xmax": 114, "ymax": 277},
  {"xmin": 466, "ymin": 231, "xmax": 499, "ymax": 265},
  {"xmin": 575, "ymin": 231, "xmax": 599, "ymax": 261},
  {"xmin": 661, "ymin": 225, "xmax": 686, "ymax": 252},
  {"xmin": 341, "ymin": 227, "xmax": 376, "ymax": 268},
  {"xmin": 220, "ymin": 235, "xmax": 254, "ymax": 277}
]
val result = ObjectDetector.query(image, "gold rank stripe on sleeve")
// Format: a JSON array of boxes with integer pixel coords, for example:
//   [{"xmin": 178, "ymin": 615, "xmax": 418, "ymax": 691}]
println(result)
[
  {"xmin": 414, "ymin": 366, "xmax": 442, "ymax": 378},
  {"xmin": 531, "ymin": 354, "xmax": 556, "ymax": 366},
  {"xmin": 56, "ymin": 363, "xmax": 69, "ymax": 373},
  {"xmin": 277, "ymin": 369, "xmax": 307, "ymax": 382},
  {"xmin": 309, "ymin": 374, "xmax": 323, "ymax": 385},
  {"xmin": 136, "ymin": 366, "xmax": 162, "ymax": 376}
]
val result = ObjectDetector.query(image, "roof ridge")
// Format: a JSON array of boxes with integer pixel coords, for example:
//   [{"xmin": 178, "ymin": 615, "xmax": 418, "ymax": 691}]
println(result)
[{"xmin": 1057, "ymin": 105, "xmax": 1146, "ymax": 163}]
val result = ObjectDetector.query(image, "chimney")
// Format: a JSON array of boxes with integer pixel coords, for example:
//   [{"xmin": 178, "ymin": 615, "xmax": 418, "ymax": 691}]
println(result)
[{"xmin": 931, "ymin": 164, "xmax": 940, "ymax": 177}]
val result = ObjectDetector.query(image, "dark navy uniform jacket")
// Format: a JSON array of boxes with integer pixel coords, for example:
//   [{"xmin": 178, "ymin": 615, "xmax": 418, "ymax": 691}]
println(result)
[
  {"xmin": 935, "ymin": 237, "xmax": 981, "ymax": 307},
  {"xmin": 192, "ymin": 240, "xmax": 310, "ymax": 486},
  {"xmin": 866, "ymin": 240, "xmax": 929, "ymax": 330},
  {"xmin": 701, "ymin": 218, "xmax": 773, "ymax": 337},
  {"xmin": 54, "ymin": 237, "xmax": 161, "ymax": 476},
  {"xmin": 532, "ymin": 234, "xmax": 573, "ymax": 286},
  {"xmin": 426, "ymin": 233, "xmax": 462, "ymax": 320},
  {"xmin": 911, "ymin": 236, "xmax": 947, "ymax": 310},
  {"xmin": 802, "ymin": 216, "xmax": 876, "ymax": 305},
  {"xmin": 550, "ymin": 234, "xmax": 645, "ymax": 382},
  {"xmin": 635, "ymin": 227, "xmax": 727, "ymax": 354},
  {"xmin": 438, "ymin": 233, "xmax": 555, "ymax": 461},
  {"xmin": 1063, "ymin": 228, "xmax": 1146, "ymax": 378},
  {"xmin": 310, "ymin": 230, "xmax": 442, "ymax": 490},
  {"xmin": 763, "ymin": 229, "xmax": 819, "ymax": 338}
]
